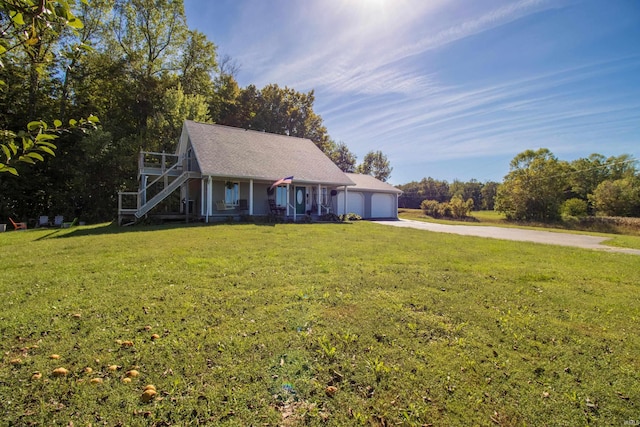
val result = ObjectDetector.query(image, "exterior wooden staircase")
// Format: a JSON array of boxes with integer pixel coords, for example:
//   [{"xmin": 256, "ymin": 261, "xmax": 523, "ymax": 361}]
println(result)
[{"xmin": 118, "ymin": 151, "xmax": 200, "ymax": 225}]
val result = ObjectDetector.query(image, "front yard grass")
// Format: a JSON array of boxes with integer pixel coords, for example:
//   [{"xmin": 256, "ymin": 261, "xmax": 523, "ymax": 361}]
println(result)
[{"xmin": 1, "ymin": 222, "xmax": 639, "ymax": 426}]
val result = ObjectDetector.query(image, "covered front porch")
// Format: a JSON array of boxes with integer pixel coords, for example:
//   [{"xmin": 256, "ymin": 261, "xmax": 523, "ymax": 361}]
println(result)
[{"xmin": 195, "ymin": 177, "xmax": 351, "ymax": 222}]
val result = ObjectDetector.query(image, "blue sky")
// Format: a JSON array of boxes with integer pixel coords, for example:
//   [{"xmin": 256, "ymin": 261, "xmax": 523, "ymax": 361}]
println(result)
[{"xmin": 184, "ymin": 0, "xmax": 640, "ymax": 184}]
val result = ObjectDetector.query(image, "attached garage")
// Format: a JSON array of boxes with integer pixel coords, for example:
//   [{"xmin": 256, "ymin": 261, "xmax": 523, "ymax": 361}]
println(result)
[
  {"xmin": 337, "ymin": 190, "xmax": 364, "ymax": 217},
  {"xmin": 371, "ymin": 193, "xmax": 396, "ymax": 218},
  {"xmin": 335, "ymin": 173, "xmax": 402, "ymax": 219}
]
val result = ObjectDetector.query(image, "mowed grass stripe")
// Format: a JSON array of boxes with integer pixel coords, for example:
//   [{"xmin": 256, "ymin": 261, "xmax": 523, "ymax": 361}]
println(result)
[{"xmin": 1, "ymin": 222, "xmax": 638, "ymax": 426}]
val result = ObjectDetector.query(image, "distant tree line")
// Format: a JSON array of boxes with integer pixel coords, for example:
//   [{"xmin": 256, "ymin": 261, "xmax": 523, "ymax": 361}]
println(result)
[
  {"xmin": 397, "ymin": 178, "xmax": 499, "ymax": 211},
  {"xmin": 496, "ymin": 149, "xmax": 639, "ymax": 221},
  {"xmin": 398, "ymin": 149, "xmax": 639, "ymax": 222},
  {"xmin": 0, "ymin": 0, "xmax": 392, "ymax": 224}
]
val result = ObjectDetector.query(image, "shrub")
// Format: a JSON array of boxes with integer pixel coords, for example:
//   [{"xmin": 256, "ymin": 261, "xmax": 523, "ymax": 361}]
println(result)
[
  {"xmin": 341, "ymin": 213, "xmax": 362, "ymax": 221},
  {"xmin": 561, "ymin": 198, "xmax": 588, "ymax": 219},
  {"xmin": 421, "ymin": 197, "xmax": 473, "ymax": 219},
  {"xmin": 421, "ymin": 200, "xmax": 440, "ymax": 217}
]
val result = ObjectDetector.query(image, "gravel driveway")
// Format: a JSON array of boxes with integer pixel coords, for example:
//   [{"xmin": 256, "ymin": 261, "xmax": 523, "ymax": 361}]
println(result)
[{"xmin": 375, "ymin": 219, "xmax": 640, "ymax": 255}]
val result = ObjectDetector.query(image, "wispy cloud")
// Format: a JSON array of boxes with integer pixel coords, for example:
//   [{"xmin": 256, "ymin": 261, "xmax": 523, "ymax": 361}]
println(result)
[
  {"xmin": 237, "ymin": 0, "xmax": 563, "ymax": 97},
  {"xmin": 323, "ymin": 56, "xmax": 640, "ymax": 163}
]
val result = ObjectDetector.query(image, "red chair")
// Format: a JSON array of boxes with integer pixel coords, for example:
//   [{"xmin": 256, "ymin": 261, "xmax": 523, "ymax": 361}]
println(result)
[{"xmin": 9, "ymin": 218, "xmax": 27, "ymax": 230}]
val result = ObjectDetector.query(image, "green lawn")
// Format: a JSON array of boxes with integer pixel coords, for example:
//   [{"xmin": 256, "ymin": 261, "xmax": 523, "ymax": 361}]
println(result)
[{"xmin": 1, "ymin": 222, "xmax": 639, "ymax": 426}]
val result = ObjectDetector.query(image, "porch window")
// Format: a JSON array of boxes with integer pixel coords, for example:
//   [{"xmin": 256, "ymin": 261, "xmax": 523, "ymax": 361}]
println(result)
[
  {"xmin": 275, "ymin": 186, "xmax": 287, "ymax": 207},
  {"xmin": 225, "ymin": 182, "xmax": 239, "ymax": 206},
  {"xmin": 322, "ymin": 187, "xmax": 329, "ymax": 205}
]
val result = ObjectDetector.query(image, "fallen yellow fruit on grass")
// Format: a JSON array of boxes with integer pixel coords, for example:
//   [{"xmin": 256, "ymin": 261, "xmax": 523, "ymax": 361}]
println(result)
[
  {"xmin": 9, "ymin": 358, "xmax": 21, "ymax": 365},
  {"xmin": 121, "ymin": 340, "xmax": 134, "ymax": 347},
  {"xmin": 90, "ymin": 378, "xmax": 103, "ymax": 384},
  {"xmin": 151, "ymin": 334, "xmax": 160, "ymax": 340},
  {"xmin": 31, "ymin": 372, "xmax": 42, "ymax": 380},
  {"xmin": 50, "ymin": 354, "xmax": 60, "ymax": 360},
  {"xmin": 325, "ymin": 386, "xmax": 338, "ymax": 397},
  {"xmin": 141, "ymin": 389, "xmax": 157, "ymax": 402},
  {"xmin": 52, "ymin": 367, "xmax": 69, "ymax": 377},
  {"xmin": 126, "ymin": 369, "xmax": 140, "ymax": 378},
  {"xmin": 122, "ymin": 377, "xmax": 132, "ymax": 383},
  {"xmin": 84, "ymin": 367, "xmax": 93, "ymax": 374},
  {"xmin": 108, "ymin": 365, "xmax": 121, "ymax": 371}
]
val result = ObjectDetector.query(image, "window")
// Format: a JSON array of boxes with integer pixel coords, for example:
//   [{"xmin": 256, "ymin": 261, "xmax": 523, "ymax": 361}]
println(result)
[
  {"xmin": 225, "ymin": 182, "xmax": 239, "ymax": 206},
  {"xmin": 321, "ymin": 187, "xmax": 329, "ymax": 205},
  {"xmin": 275, "ymin": 186, "xmax": 287, "ymax": 207}
]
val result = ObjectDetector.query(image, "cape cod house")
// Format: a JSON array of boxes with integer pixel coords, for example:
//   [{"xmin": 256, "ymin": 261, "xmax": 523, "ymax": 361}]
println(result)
[{"xmin": 118, "ymin": 121, "xmax": 401, "ymax": 225}]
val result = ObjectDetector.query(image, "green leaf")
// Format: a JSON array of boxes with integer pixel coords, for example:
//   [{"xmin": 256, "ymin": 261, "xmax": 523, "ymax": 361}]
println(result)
[
  {"xmin": 67, "ymin": 18, "xmax": 84, "ymax": 29},
  {"xmin": 0, "ymin": 45, "xmax": 6, "ymax": 55},
  {"xmin": 18, "ymin": 155, "xmax": 35, "ymax": 164},
  {"xmin": 22, "ymin": 136, "xmax": 34, "ymax": 151},
  {"xmin": 54, "ymin": 119, "xmax": 63, "ymax": 128},
  {"xmin": 26, "ymin": 152, "xmax": 44, "ymax": 162},
  {"xmin": 10, "ymin": 12, "xmax": 25, "ymax": 26},
  {"xmin": 38, "ymin": 146, "xmax": 56, "ymax": 157},
  {"xmin": 1, "ymin": 144, "xmax": 11, "ymax": 160},
  {"xmin": 35, "ymin": 133, "xmax": 57, "ymax": 141},
  {"xmin": 88, "ymin": 114, "xmax": 100, "ymax": 123},
  {"xmin": 0, "ymin": 163, "xmax": 19, "ymax": 175},
  {"xmin": 69, "ymin": 119, "xmax": 77, "ymax": 127},
  {"xmin": 27, "ymin": 121, "xmax": 44, "ymax": 131},
  {"xmin": 78, "ymin": 43, "xmax": 94, "ymax": 52},
  {"xmin": 7, "ymin": 141, "xmax": 18, "ymax": 155},
  {"xmin": 36, "ymin": 140, "xmax": 57, "ymax": 149}
]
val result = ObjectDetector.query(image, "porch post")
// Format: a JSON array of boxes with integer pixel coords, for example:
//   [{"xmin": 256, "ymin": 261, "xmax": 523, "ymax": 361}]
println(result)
[
  {"xmin": 185, "ymin": 179, "xmax": 190, "ymax": 223},
  {"xmin": 201, "ymin": 178, "xmax": 205, "ymax": 216},
  {"xmin": 207, "ymin": 176, "xmax": 213, "ymax": 223},
  {"xmin": 286, "ymin": 184, "xmax": 291, "ymax": 218},
  {"xmin": 343, "ymin": 186, "xmax": 348, "ymax": 215},
  {"xmin": 249, "ymin": 179, "xmax": 254, "ymax": 215},
  {"xmin": 317, "ymin": 184, "xmax": 321, "ymax": 216}
]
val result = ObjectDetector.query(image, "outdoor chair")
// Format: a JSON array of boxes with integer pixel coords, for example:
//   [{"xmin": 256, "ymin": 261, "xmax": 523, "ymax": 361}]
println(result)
[
  {"xmin": 53, "ymin": 215, "xmax": 64, "ymax": 227},
  {"xmin": 237, "ymin": 199, "xmax": 248, "ymax": 213},
  {"xmin": 9, "ymin": 217, "xmax": 27, "ymax": 230},
  {"xmin": 268, "ymin": 199, "xmax": 285, "ymax": 216},
  {"xmin": 216, "ymin": 200, "xmax": 234, "ymax": 211},
  {"xmin": 38, "ymin": 216, "xmax": 50, "ymax": 227}
]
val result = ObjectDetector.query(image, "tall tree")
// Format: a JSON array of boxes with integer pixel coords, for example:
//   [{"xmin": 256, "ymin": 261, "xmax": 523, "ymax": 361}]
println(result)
[
  {"xmin": 178, "ymin": 29, "xmax": 217, "ymax": 97},
  {"xmin": 217, "ymin": 83, "xmax": 332, "ymax": 153},
  {"xmin": 589, "ymin": 177, "xmax": 640, "ymax": 217},
  {"xmin": 328, "ymin": 141, "xmax": 357, "ymax": 172},
  {"xmin": 111, "ymin": 0, "xmax": 187, "ymax": 139},
  {"xmin": 568, "ymin": 153, "xmax": 609, "ymax": 202},
  {"xmin": 480, "ymin": 181, "xmax": 499, "ymax": 210},
  {"xmin": 357, "ymin": 150, "xmax": 392, "ymax": 182},
  {"xmin": 495, "ymin": 148, "xmax": 570, "ymax": 221}
]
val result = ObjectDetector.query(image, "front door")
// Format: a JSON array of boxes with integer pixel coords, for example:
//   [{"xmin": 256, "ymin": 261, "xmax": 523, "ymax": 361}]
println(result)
[{"xmin": 295, "ymin": 186, "xmax": 306, "ymax": 215}]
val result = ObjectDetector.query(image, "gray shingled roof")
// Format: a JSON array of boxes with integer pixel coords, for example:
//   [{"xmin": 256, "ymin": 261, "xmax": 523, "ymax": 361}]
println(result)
[
  {"xmin": 345, "ymin": 173, "xmax": 403, "ymax": 194},
  {"xmin": 184, "ymin": 121, "xmax": 354, "ymax": 186}
]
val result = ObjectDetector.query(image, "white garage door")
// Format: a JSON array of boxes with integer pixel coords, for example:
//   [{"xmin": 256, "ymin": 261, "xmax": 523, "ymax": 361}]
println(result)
[
  {"xmin": 371, "ymin": 193, "xmax": 395, "ymax": 218},
  {"xmin": 337, "ymin": 191, "xmax": 364, "ymax": 216}
]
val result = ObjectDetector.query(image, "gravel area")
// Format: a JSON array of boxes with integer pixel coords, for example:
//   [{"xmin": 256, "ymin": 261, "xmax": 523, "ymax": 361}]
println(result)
[{"xmin": 375, "ymin": 219, "xmax": 640, "ymax": 256}]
